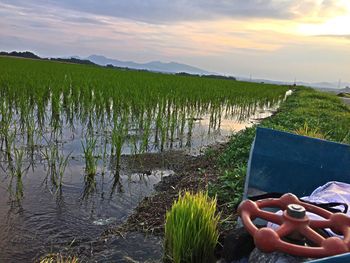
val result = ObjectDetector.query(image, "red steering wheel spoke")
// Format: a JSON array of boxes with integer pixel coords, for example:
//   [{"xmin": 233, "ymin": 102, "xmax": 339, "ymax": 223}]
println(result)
[
  {"xmin": 309, "ymin": 219, "xmax": 331, "ymax": 229},
  {"xmin": 256, "ymin": 209, "xmax": 284, "ymax": 225},
  {"xmin": 301, "ymin": 226, "xmax": 326, "ymax": 246},
  {"xmin": 276, "ymin": 223, "xmax": 294, "ymax": 238}
]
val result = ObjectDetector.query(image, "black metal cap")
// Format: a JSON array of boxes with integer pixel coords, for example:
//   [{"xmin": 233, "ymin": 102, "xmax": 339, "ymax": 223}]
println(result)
[{"xmin": 287, "ymin": 204, "xmax": 306, "ymax": 219}]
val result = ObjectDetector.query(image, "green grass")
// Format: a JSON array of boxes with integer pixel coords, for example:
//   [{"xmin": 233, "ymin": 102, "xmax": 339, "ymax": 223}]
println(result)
[
  {"xmin": 294, "ymin": 122, "xmax": 328, "ymax": 139},
  {"xmin": 210, "ymin": 87, "xmax": 350, "ymax": 210},
  {"xmin": 164, "ymin": 192, "xmax": 220, "ymax": 263}
]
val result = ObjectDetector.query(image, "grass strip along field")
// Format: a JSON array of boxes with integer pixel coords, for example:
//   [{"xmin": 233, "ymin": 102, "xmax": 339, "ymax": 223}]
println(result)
[{"xmin": 211, "ymin": 87, "xmax": 350, "ymax": 219}]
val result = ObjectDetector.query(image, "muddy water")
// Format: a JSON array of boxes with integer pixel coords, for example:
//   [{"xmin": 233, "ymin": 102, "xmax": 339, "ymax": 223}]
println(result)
[{"xmin": 0, "ymin": 100, "xmax": 284, "ymax": 262}]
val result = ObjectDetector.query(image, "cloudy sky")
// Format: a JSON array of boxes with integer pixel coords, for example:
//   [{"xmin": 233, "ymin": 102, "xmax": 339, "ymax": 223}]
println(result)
[{"xmin": 1, "ymin": 0, "xmax": 349, "ymax": 83}]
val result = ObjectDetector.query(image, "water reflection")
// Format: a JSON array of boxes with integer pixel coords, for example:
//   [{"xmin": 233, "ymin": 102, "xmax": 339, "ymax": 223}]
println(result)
[{"xmin": 0, "ymin": 90, "xmax": 291, "ymax": 261}]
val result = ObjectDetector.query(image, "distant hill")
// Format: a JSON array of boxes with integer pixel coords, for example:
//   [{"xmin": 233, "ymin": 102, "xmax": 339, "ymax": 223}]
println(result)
[
  {"xmin": 50, "ymin": 57, "xmax": 96, "ymax": 65},
  {"xmin": 87, "ymin": 55, "xmax": 212, "ymax": 75},
  {"xmin": 0, "ymin": 51, "xmax": 97, "ymax": 66},
  {"xmin": 1, "ymin": 50, "xmax": 237, "ymax": 80},
  {"xmin": 1, "ymin": 51, "xmax": 237, "ymax": 80},
  {"xmin": 0, "ymin": 51, "xmax": 40, "ymax": 59}
]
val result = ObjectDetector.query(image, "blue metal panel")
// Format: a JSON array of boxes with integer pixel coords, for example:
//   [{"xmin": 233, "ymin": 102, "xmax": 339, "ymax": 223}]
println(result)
[
  {"xmin": 307, "ymin": 253, "xmax": 350, "ymax": 262},
  {"xmin": 247, "ymin": 127, "xmax": 350, "ymax": 197}
]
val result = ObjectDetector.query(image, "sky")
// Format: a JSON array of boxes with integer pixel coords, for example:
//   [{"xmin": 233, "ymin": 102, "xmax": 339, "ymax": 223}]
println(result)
[{"xmin": 0, "ymin": 0, "xmax": 349, "ymax": 83}]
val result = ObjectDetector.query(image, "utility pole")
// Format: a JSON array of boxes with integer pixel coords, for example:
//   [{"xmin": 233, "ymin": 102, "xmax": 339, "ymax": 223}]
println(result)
[{"xmin": 338, "ymin": 79, "xmax": 341, "ymax": 89}]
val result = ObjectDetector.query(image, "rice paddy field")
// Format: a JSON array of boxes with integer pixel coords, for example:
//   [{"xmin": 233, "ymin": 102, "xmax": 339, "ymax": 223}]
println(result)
[{"xmin": 0, "ymin": 56, "xmax": 290, "ymax": 261}]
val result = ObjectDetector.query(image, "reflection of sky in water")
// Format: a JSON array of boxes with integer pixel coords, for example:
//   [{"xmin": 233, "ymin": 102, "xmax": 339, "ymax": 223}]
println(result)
[
  {"xmin": 0, "ymin": 162, "xmax": 173, "ymax": 262},
  {"xmin": 186, "ymin": 104, "xmax": 279, "ymax": 155},
  {"xmin": 0, "ymin": 92, "xmax": 290, "ymax": 261}
]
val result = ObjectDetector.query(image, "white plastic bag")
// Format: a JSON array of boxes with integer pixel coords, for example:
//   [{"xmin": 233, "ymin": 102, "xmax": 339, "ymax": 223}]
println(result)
[{"xmin": 267, "ymin": 181, "xmax": 350, "ymax": 236}]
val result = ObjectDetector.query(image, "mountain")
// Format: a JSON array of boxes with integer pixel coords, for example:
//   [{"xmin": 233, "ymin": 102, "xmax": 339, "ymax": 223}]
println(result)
[{"xmin": 87, "ymin": 55, "xmax": 212, "ymax": 75}]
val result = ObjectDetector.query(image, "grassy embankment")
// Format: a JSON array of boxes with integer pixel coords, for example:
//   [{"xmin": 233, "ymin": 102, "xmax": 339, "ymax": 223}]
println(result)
[{"xmin": 211, "ymin": 87, "xmax": 350, "ymax": 217}]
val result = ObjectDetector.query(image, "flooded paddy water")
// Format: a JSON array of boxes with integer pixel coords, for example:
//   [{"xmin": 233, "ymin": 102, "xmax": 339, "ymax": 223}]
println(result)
[
  {"xmin": 0, "ymin": 100, "xmax": 285, "ymax": 262},
  {"xmin": 0, "ymin": 56, "xmax": 292, "ymax": 262}
]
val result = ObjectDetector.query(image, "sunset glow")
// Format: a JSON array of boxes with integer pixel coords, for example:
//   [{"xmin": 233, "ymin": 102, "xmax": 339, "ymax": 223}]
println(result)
[
  {"xmin": 0, "ymin": 0, "xmax": 349, "ymax": 84},
  {"xmin": 299, "ymin": 15, "xmax": 350, "ymax": 36}
]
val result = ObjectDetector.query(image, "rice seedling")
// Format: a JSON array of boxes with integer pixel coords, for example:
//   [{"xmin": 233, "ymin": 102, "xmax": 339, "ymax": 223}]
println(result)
[
  {"xmin": 56, "ymin": 152, "xmax": 71, "ymax": 190},
  {"xmin": 100, "ymin": 135, "xmax": 108, "ymax": 176},
  {"xmin": 140, "ymin": 112, "xmax": 152, "ymax": 153},
  {"xmin": 164, "ymin": 191, "xmax": 220, "ymax": 263},
  {"xmin": 42, "ymin": 142, "xmax": 59, "ymax": 185},
  {"xmin": 41, "ymin": 140, "xmax": 71, "ymax": 191},
  {"xmin": 13, "ymin": 147, "xmax": 26, "ymax": 179},
  {"xmin": 111, "ymin": 113, "xmax": 129, "ymax": 169},
  {"xmin": 5, "ymin": 145, "xmax": 28, "ymax": 202},
  {"xmin": 5, "ymin": 128, "xmax": 16, "ymax": 163},
  {"xmin": 8, "ymin": 172, "xmax": 24, "ymax": 202},
  {"xmin": 81, "ymin": 136, "xmax": 98, "ymax": 177},
  {"xmin": 82, "ymin": 174, "xmax": 97, "ymax": 199}
]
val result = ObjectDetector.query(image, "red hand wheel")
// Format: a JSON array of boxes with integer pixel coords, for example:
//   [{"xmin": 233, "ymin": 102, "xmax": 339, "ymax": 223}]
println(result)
[{"xmin": 238, "ymin": 193, "xmax": 350, "ymax": 258}]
